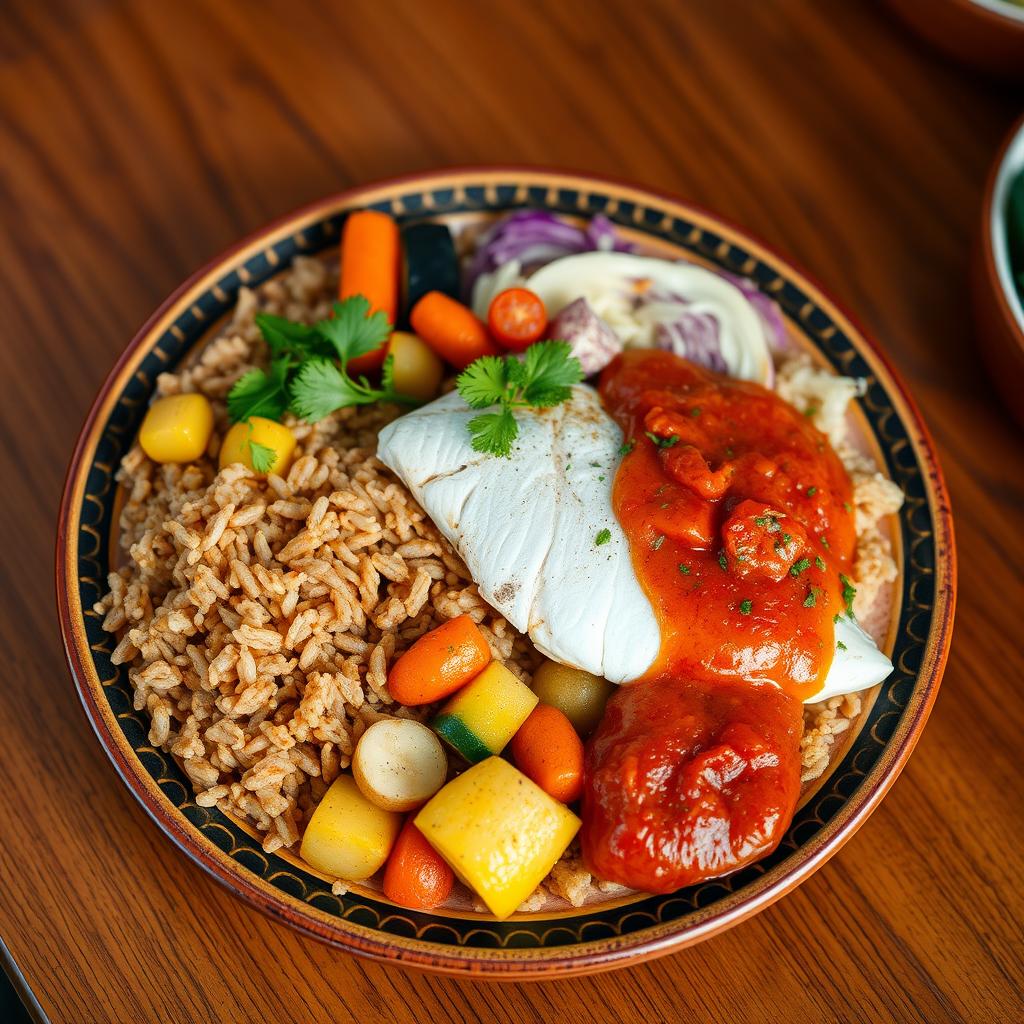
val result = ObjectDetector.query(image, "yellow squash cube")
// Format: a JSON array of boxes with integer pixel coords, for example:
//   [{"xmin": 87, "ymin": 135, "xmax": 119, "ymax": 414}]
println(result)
[
  {"xmin": 219, "ymin": 416, "xmax": 296, "ymax": 477},
  {"xmin": 138, "ymin": 393, "xmax": 214, "ymax": 464},
  {"xmin": 386, "ymin": 331, "xmax": 443, "ymax": 401},
  {"xmin": 415, "ymin": 757, "xmax": 580, "ymax": 918},
  {"xmin": 432, "ymin": 661, "xmax": 538, "ymax": 763},
  {"xmin": 300, "ymin": 775, "xmax": 402, "ymax": 881}
]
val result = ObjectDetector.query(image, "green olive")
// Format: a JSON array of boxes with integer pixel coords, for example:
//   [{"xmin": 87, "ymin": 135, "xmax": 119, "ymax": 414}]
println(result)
[{"xmin": 530, "ymin": 660, "xmax": 615, "ymax": 736}]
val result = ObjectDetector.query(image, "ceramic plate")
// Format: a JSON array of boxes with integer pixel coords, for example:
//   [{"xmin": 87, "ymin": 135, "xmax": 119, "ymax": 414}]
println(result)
[{"xmin": 57, "ymin": 169, "xmax": 955, "ymax": 977}]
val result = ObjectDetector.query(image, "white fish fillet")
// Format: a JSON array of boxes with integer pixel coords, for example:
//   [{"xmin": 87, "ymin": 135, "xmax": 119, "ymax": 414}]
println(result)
[{"xmin": 376, "ymin": 385, "xmax": 892, "ymax": 700}]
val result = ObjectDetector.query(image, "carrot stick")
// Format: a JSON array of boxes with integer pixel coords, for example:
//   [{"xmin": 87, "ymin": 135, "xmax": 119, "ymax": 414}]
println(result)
[
  {"xmin": 510, "ymin": 704, "xmax": 584, "ymax": 803},
  {"xmin": 388, "ymin": 614, "xmax": 491, "ymax": 706},
  {"xmin": 340, "ymin": 209, "xmax": 400, "ymax": 374},
  {"xmin": 383, "ymin": 819, "xmax": 453, "ymax": 910},
  {"xmin": 409, "ymin": 291, "xmax": 501, "ymax": 369}
]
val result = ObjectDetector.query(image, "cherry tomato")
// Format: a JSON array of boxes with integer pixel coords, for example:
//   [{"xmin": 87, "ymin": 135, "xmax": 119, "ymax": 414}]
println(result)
[{"xmin": 487, "ymin": 288, "xmax": 547, "ymax": 350}]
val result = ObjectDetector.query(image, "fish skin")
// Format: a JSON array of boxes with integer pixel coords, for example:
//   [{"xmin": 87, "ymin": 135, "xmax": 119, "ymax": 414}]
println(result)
[{"xmin": 376, "ymin": 386, "xmax": 893, "ymax": 700}]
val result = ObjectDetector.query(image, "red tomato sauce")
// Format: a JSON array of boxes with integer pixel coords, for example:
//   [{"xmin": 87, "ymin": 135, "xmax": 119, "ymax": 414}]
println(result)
[{"xmin": 581, "ymin": 349, "xmax": 856, "ymax": 893}]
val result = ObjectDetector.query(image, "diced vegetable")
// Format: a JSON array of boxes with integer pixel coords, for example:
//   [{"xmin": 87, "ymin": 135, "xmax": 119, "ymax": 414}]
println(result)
[
  {"xmin": 382, "ymin": 819, "xmax": 454, "ymax": 910},
  {"xmin": 138, "ymin": 394, "xmax": 214, "ymax": 464},
  {"xmin": 340, "ymin": 210, "xmax": 400, "ymax": 374},
  {"xmin": 415, "ymin": 756, "xmax": 580, "ymax": 919},
  {"xmin": 409, "ymin": 291, "xmax": 500, "ymax": 369},
  {"xmin": 352, "ymin": 719, "xmax": 447, "ymax": 812},
  {"xmin": 510, "ymin": 704, "xmax": 584, "ymax": 803},
  {"xmin": 219, "ymin": 416, "xmax": 296, "ymax": 477},
  {"xmin": 487, "ymin": 287, "xmax": 547, "ymax": 351},
  {"xmin": 432, "ymin": 661, "xmax": 538, "ymax": 764},
  {"xmin": 385, "ymin": 331, "xmax": 443, "ymax": 401},
  {"xmin": 530, "ymin": 660, "xmax": 614, "ymax": 736},
  {"xmin": 402, "ymin": 222, "xmax": 459, "ymax": 316},
  {"xmin": 388, "ymin": 615, "xmax": 491, "ymax": 706},
  {"xmin": 547, "ymin": 297, "xmax": 622, "ymax": 375},
  {"xmin": 299, "ymin": 775, "xmax": 402, "ymax": 881}
]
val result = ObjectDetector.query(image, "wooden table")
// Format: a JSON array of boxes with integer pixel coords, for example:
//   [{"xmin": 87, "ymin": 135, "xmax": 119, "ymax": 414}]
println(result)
[{"xmin": 2, "ymin": 1, "xmax": 1022, "ymax": 1020}]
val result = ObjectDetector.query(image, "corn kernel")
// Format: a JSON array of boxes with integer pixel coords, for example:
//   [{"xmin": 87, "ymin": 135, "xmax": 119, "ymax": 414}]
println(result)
[
  {"xmin": 219, "ymin": 417, "xmax": 296, "ymax": 477},
  {"xmin": 138, "ymin": 394, "xmax": 214, "ymax": 464}
]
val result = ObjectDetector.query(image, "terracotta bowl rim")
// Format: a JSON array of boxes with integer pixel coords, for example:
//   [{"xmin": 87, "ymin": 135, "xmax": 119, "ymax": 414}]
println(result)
[{"xmin": 56, "ymin": 166, "xmax": 957, "ymax": 978}]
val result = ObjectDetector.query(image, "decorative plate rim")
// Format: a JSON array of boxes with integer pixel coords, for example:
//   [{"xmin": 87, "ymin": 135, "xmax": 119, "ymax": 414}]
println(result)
[{"xmin": 56, "ymin": 167, "xmax": 956, "ymax": 978}]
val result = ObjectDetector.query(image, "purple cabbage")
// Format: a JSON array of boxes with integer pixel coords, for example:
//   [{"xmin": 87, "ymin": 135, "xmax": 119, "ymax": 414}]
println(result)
[
  {"xmin": 464, "ymin": 210, "xmax": 632, "ymax": 297},
  {"xmin": 548, "ymin": 298, "xmax": 622, "ymax": 376},
  {"xmin": 653, "ymin": 314, "xmax": 727, "ymax": 373},
  {"xmin": 721, "ymin": 272, "xmax": 788, "ymax": 351}
]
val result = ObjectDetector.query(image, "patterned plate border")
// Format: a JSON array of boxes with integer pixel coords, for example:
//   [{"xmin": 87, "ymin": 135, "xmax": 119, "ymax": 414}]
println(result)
[{"xmin": 56, "ymin": 169, "xmax": 956, "ymax": 977}]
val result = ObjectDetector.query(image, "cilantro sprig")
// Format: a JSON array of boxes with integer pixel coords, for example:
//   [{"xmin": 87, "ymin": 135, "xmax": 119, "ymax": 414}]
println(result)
[
  {"xmin": 227, "ymin": 296, "xmax": 421, "ymax": 432},
  {"xmin": 455, "ymin": 341, "xmax": 583, "ymax": 457}
]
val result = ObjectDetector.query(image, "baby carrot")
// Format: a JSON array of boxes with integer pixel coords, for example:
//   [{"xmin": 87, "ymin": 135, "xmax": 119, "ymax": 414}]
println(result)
[
  {"xmin": 409, "ymin": 291, "xmax": 501, "ymax": 369},
  {"xmin": 510, "ymin": 703, "xmax": 584, "ymax": 804},
  {"xmin": 388, "ymin": 614, "xmax": 491, "ymax": 706},
  {"xmin": 340, "ymin": 209, "xmax": 400, "ymax": 374},
  {"xmin": 383, "ymin": 819, "xmax": 454, "ymax": 910}
]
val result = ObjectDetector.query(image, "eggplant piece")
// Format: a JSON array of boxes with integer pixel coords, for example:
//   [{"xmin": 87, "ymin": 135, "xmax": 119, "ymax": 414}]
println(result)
[{"xmin": 401, "ymin": 222, "xmax": 459, "ymax": 325}]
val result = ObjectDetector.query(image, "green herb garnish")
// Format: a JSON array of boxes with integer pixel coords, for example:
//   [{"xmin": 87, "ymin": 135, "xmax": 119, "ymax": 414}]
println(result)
[
  {"xmin": 815, "ymin": 556, "xmax": 826, "ymax": 571},
  {"xmin": 739, "ymin": 599, "xmax": 753, "ymax": 615},
  {"xmin": 228, "ymin": 296, "xmax": 421, "ymax": 426},
  {"xmin": 644, "ymin": 431, "xmax": 680, "ymax": 449},
  {"xmin": 718, "ymin": 551, "xmax": 728, "ymax": 571},
  {"xmin": 806, "ymin": 486, "xmax": 818, "ymax": 497},
  {"xmin": 837, "ymin": 640, "xmax": 848, "ymax": 651},
  {"xmin": 595, "ymin": 528, "xmax": 612, "ymax": 546},
  {"xmin": 679, "ymin": 564, "xmax": 691, "ymax": 575},
  {"xmin": 790, "ymin": 557, "xmax": 811, "ymax": 577},
  {"xmin": 456, "ymin": 340, "xmax": 583, "ymax": 457},
  {"xmin": 839, "ymin": 573, "xmax": 857, "ymax": 617},
  {"xmin": 803, "ymin": 587, "xmax": 819, "ymax": 608},
  {"xmin": 618, "ymin": 439, "xmax": 636, "ymax": 456},
  {"xmin": 247, "ymin": 440, "xmax": 278, "ymax": 474}
]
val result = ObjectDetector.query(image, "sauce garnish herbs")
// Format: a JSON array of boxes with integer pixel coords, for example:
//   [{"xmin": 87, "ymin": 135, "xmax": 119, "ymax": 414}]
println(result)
[{"xmin": 582, "ymin": 349, "xmax": 858, "ymax": 893}]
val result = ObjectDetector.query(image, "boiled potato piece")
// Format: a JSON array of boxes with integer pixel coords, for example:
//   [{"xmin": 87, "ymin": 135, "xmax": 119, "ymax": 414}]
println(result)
[
  {"xmin": 530, "ymin": 660, "xmax": 614, "ymax": 736},
  {"xmin": 300, "ymin": 775, "xmax": 402, "ymax": 881},
  {"xmin": 352, "ymin": 719, "xmax": 447, "ymax": 811},
  {"xmin": 386, "ymin": 331, "xmax": 444, "ymax": 401},
  {"xmin": 219, "ymin": 416, "xmax": 296, "ymax": 477},
  {"xmin": 139, "ymin": 394, "xmax": 214, "ymax": 464},
  {"xmin": 415, "ymin": 757, "xmax": 580, "ymax": 919}
]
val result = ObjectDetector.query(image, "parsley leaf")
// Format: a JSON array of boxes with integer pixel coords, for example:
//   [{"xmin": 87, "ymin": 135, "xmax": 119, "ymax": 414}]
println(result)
[
  {"xmin": 739, "ymin": 599, "xmax": 753, "ymax": 615},
  {"xmin": 248, "ymin": 439, "xmax": 278, "ymax": 474},
  {"xmin": 839, "ymin": 573, "xmax": 857, "ymax": 617},
  {"xmin": 467, "ymin": 410, "xmax": 518, "ymax": 458},
  {"xmin": 618, "ymin": 439, "xmax": 636, "ymax": 456},
  {"xmin": 288, "ymin": 359, "xmax": 375, "ymax": 421},
  {"xmin": 718, "ymin": 551, "xmax": 728, "ymax": 571},
  {"xmin": 227, "ymin": 359, "xmax": 292, "ymax": 424},
  {"xmin": 595, "ymin": 528, "xmax": 612, "ymax": 546},
  {"xmin": 837, "ymin": 640, "xmax": 848, "ymax": 651},
  {"xmin": 815, "ymin": 556, "xmax": 826, "ymax": 570},
  {"xmin": 316, "ymin": 297, "xmax": 391, "ymax": 368},
  {"xmin": 253, "ymin": 313, "xmax": 322, "ymax": 361},
  {"xmin": 645, "ymin": 431, "xmax": 680, "ymax": 449},
  {"xmin": 790, "ymin": 557, "xmax": 811, "ymax": 577},
  {"xmin": 454, "ymin": 341, "xmax": 583, "ymax": 457},
  {"xmin": 679, "ymin": 564, "xmax": 691, "ymax": 575},
  {"xmin": 803, "ymin": 587, "xmax": 818, "ymax": 608}
]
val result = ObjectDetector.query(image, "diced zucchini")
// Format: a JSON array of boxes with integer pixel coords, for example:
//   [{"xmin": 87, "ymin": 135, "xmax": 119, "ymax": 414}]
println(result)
[
  {"xmin": 401, "ymin": 222, "xmax": 459, "ymax": 322},
  {"xmin": 415, "ymin": 757, "xmax": 580, "ymax": 919},
  {"xmin": 432, "ymin": 661, "xmax": 538, "ymax": 763}
]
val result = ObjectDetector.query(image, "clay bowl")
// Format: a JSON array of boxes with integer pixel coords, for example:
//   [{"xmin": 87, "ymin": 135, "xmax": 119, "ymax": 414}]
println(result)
[{"xmin": 57, "ymin": 168, "xmax": 956, "ymax": 977}]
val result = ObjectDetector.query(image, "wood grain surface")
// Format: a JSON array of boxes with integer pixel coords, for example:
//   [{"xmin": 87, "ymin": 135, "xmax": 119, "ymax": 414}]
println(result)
[{"xmin": 1, "ymin": 1, "xmax": 1022, "ymax": 1021}]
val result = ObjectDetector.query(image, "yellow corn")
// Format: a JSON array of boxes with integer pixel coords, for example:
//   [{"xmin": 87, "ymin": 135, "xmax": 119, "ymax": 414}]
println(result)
[{"xmin": 138, "ymin": 394, "xmax": 214, "ymax": 464}]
